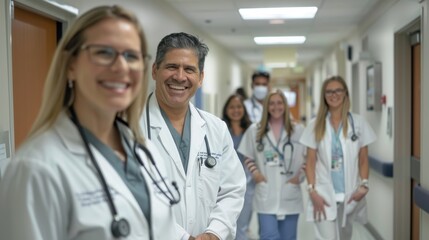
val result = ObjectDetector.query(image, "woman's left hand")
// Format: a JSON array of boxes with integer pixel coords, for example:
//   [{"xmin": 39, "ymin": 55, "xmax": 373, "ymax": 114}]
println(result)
[
  {"xmin": 347, "ymin": 186, "xmax": 368, "ymax": 203},
  {"xmin": 287, "ymin": 175, "xmax": 300, "ymax": 185},
  {"xmin": 195, "ymin": 233, "xmax": 219, "ymax": 240}
]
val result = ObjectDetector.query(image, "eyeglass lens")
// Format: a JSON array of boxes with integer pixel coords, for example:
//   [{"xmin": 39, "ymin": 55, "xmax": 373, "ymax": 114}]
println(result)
[
  {"xmin": 83, "ymin": 45, "xmax": 146, "ymax": 70},
  {"xmin": 325, "ymin": 88, "xmax": 344, "ymax": 96}
]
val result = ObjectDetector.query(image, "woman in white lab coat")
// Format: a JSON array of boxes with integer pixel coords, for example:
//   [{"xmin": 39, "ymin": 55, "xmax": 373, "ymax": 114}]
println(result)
[
  {"xmin": 299, "ymin": 76, "xmax": 376, "ymax": 240},
  {"xmin": 0, "ymin": 5, "xmax": 183, "ymax": 240},
  {"xmin": 238, "ymin": 90, "xmax": 306, "ymax": 240}
]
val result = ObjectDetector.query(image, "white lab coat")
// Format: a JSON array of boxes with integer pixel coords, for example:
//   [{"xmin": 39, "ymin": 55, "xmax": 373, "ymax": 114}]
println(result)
[
  {"xmin": 299, "ymin": 113, "xmax": 376, "ymax": 226},
  {"xmin": 141, "ymin": 95, "xmax": 246, "ymax": 240},
  {"xmin": 243, "ymin": 98, "xmax": 263, "ymax": 123},
  {"xmin": 0, "ymin": 111, "xmax": 182, "ymax": 240},
  {"xmin": 237, "ymin": 123, "xmax": 306, "ymax": 215}
]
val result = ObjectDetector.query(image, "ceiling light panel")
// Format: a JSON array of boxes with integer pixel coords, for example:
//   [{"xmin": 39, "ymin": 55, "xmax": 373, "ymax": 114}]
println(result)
[
  {"xmin": 239, "ymin": 7, "xmax": 318, "ymax": 20},
  {"xmin": 255, "ymin": 36, "xmax": 306, "ymax": 45}
]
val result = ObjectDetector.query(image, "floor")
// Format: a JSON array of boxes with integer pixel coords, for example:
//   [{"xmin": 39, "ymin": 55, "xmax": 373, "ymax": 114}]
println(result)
[{"xmin": 246, "ymin": 184, "xmax": 376, "ymax": 240}]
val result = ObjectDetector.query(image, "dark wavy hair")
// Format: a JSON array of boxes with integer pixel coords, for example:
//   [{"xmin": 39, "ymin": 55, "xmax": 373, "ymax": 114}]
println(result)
[{"xmin": 222, "ymin": 94, "xmax": 251, "ymax": 131}]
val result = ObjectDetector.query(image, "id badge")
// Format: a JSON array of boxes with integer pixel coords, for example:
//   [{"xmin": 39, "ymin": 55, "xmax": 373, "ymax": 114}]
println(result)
[
  {"xmin": 331, "ymin": 157, "xmax": 343, "ymax": 171},
  {"xmin": 264, "ymin": 150, "xmax": 279, "ymax": 166}
]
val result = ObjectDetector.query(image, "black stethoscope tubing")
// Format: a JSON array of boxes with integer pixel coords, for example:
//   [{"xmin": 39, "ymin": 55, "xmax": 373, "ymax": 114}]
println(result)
[
  {"xmin": 145, "ymin": 92, "xmax": 216, "ymax": 168},
  {"xmin": 69, "ymin": 107, "xmax": 180, "ymax": 239},
  {"xmin": 348, "ymin": 112, "xmax": 358, "ymax": 142}
]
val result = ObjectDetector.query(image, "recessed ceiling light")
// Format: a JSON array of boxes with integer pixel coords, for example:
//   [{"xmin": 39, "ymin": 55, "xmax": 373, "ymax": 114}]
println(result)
[
  {"xmin": 239, "ymin": 7, "xmax": 318, "ymax": 20},
  {"xmin": 254, "ymin": 36, "xmax": 306, "ymax": 45}
]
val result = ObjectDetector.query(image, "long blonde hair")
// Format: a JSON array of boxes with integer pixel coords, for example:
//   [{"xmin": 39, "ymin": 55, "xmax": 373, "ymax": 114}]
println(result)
[
  {"xmin": 257, "ymin": 89, "xmax": 294, "ymax": 141},
  {"xmin": 28, "ymin": 5, "xmax": 149, "ymax": 144},
  {"xmin": 314, "ymin": 76, "xmax": 350, "ymax": 142}
]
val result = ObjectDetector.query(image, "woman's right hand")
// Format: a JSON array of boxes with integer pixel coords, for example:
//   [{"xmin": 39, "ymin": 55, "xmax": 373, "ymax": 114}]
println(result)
[
  {"xmin": 252, "ymin": 171, "xmax": 266, "ymax": 184},
  {"xmin": 244, "ymin": 158, "xmax": 266, "ymax": 183},
  {"xmin": 309, "ymin": 191, "xmax": 330, "ymax": 221}
]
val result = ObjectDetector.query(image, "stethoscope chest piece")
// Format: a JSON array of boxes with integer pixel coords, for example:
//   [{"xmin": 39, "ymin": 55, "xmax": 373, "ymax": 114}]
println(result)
[
  {"xmin": 257, "ymin": 142, "xmax": 264, "ymax": 152},
  {"xmin": 111, "ymin": 217, "xmax": 130, "ymax": 238},
  {"xmin": 205, "ymin": 156, "xmax": 217, "ymax": 168},
  {"xmin": 351, "ymin": 134, "xmax": 358, "ymax": 141}
]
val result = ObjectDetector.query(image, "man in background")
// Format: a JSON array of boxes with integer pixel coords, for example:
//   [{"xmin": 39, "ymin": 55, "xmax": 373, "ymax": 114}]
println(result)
[{"xmin": 243, "ymin": 71, "xmax": 270, "ymax": 123}]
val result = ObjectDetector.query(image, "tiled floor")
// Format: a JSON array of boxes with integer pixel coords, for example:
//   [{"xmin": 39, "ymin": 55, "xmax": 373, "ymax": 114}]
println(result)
[{"xmin": 246, "ymin": 184, "xmax": 376, "ymax": 240}]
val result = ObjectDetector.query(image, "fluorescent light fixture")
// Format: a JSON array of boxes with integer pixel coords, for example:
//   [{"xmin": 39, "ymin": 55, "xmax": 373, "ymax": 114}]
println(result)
[
  {"xmin": 239, "ymin": 7, "xmax": 318, "ymax": 20},
  {"xmin": 265, "ymin": 62, "xmax": 297, "ymax": 68},
  {"xmin": 254, "ymin": 36, "xmax": 306, "ymax": 45}
]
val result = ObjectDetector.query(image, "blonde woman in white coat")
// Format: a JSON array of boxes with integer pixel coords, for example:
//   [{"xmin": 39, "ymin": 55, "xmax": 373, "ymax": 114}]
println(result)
[
  {"xmin": 238, "ymin": 90, "xmax": 306, "ymax": 240},
  {"xmin": 0, "ymin": 6, "xmax": 183, "ymax": 240},
  {"xmin": 299, "ymin": 76, "xmax": 376, "ymax": 240}
]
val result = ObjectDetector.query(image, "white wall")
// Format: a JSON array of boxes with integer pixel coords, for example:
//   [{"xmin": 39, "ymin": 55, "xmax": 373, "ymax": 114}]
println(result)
[{"xmin": 0, "ymin": 0, "xmax": 13, "ymax": 173}]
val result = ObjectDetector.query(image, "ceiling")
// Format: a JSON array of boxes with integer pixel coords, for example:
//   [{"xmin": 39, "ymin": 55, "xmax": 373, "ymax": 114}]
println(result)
[{"xmin": 162, "ymin": 0, "xmax": 385, "ymax": 77}]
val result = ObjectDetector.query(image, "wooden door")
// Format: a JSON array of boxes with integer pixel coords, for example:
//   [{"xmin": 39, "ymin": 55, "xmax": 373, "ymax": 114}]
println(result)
[{"xmin": 12, "ymin": 6, "xmax": 57, "ymax": 147}]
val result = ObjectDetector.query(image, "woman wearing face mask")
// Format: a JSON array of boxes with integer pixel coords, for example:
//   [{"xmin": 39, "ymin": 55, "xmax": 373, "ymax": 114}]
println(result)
[
  {"xmin": 243, "ymin": 71, "xmax": 270, "ymax": 123},
  {"xmin": 238, "ymin": 90, "xmax": 306, "ymax": 240}
]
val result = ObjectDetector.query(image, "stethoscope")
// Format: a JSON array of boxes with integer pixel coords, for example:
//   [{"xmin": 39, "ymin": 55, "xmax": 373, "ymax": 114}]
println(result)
[
  {"xmin": 145, "ymin": 92, "xmax": 217, "ymax": 169},
  {"xmin": 256, "ymin": 129, "xmax": 294, "ymax": 175},
  {"xmin": 69, "ymin": 107, "xmax": 180, "ymax": 238},
  {"xmin": 348, "ymin": 112, "xmax": 358, "ymax": 141}
]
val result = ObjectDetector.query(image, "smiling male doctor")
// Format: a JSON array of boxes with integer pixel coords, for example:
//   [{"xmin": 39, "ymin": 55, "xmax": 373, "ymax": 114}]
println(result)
[{"xmin": 140, "ymin": 32, "xmax": 245, "ymax": 240}]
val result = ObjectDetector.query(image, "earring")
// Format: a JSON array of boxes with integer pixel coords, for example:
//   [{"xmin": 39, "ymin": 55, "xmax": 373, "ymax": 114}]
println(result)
[{"xmin": 68, "ymin": 80, "xmax": 74, "ymax": 88}]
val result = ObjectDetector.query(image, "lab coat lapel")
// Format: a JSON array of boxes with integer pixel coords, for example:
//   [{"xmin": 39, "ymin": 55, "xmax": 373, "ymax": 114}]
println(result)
[
  {"xmin": 55, "ymin": 111, "xmax": 87, "ymax": 156},
  {"xmin": 55, "ymin": 111, "xmax": 146, "ymax": 223},
  {"xmin": 188, "ymin": 104, "xmax": 206, "ymax": 174},
  {"xmin": 266, "ymin": 127, "xmax": 277, "ymax": 147},
  {"xmin": 322, "ymin": 118, "xmax": 333, "ymax": 167},
  {"xmin": 148, "ymin": 97, "xmax": 187, "ymax": 179}
]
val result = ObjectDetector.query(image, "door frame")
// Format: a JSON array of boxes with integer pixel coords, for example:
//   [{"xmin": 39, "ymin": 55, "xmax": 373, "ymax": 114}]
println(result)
[
  {"xmin": 393, "ymin": 17, "xmax": 420, "ymax": 240},
  {"xmin": 1, "ymin": 0, "xmax": 76, "ymax": 154},
  {"xmin": 420, "ymin": 1, "xmax": 429, "ymax": 238}
]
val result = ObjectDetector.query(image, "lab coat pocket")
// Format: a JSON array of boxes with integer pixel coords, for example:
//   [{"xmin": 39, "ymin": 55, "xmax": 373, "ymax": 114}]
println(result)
[
  {"xmin": 255, "ymin": 182, "xmax": 269, "ymax": 201},
  {"xmin": 281, "ymin": 183, "xmax": 301, "ymax": 200},
  {"xmin": 197, "ymin": 165, "xmax": 220, "ymax": 205}
]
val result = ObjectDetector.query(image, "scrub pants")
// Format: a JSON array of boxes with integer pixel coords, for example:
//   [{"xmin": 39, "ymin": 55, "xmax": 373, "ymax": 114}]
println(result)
[
  {"xmin": 236, "ymin": 177, "xmax": 255, "ymax": 240},
  {"xmin": 258, "ymin": 213, "xmax": 299, "ymax": 240},
  {"xmin": 313, "ymin": 202, "xmax": 353, "ymax": 240}
]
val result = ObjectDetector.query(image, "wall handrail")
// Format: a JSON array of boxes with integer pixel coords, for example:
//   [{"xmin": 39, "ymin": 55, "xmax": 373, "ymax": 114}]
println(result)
[
  {"xmin": 369, "ymin": 155, "xmax": 393, "ymax": 178},
  {"xmin": 414, "ymin": 185, "xmax": 429, "ymax": 214}
]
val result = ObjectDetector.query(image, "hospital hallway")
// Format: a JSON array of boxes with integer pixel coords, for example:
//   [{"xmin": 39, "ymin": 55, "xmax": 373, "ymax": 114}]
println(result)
[{"xmin": 2, "ymin": 0, "xmax": 429, "ymax": 240}]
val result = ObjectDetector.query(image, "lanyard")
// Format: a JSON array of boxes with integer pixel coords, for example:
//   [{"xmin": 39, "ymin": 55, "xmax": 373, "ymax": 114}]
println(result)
[
  {"xmin": 266, "ymin": 129, "xmax": 285, "ymax": 160},
  {"xmin": 331, "ymin": 124, "xmax": 343, "ymax": 158}
]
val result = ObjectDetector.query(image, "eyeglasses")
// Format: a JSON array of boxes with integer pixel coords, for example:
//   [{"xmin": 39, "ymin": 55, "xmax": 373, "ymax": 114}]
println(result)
[
  {"xmin": 81, "ymin": 44, "xmax": 151, "ymax": 70},
  {"xmin": 325, "ymin": 88, "xmax": 345, "ymax": 97}
]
